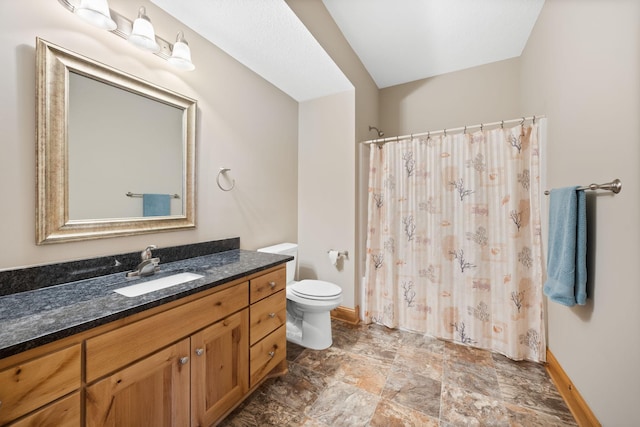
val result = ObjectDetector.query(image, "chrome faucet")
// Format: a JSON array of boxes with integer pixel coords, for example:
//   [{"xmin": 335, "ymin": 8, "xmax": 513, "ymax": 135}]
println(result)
[
  {"xmin": 141, "ymin": 245, "xmax": 157, "ymax": 261},
  {"xmin": 126, "ymin": 245, "xmax": 161, "ymax": 278}
]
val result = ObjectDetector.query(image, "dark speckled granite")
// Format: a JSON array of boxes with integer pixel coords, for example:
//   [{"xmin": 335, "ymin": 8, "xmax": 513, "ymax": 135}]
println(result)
[
  {"xmin": 0, "ymin": 237, "xmax": 239, "ymax": 296},
  {"xmin": 0, "ymin": 240, "xmax": 292, "ymax": 359}
]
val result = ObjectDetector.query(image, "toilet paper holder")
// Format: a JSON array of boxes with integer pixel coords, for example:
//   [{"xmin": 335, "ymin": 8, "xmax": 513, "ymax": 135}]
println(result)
[{"xmin": 327, "ymin": 250, "xmax": 349, "ymax": 260}]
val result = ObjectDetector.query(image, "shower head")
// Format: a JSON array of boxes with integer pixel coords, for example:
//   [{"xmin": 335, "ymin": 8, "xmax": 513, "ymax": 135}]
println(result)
[{"xmin": 369, "ymin": 126, "xmax": 384, "ymax": 137}]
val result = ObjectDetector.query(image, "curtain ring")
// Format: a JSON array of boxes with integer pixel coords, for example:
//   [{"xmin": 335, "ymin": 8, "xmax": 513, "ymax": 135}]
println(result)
[
  {"xmin": 480, "ymin": 123, "xmax": 484, "ymax": 131},
  {"xmin": 520, "ymin": 117, "xmax": 525, "ymax": 125},
  {"xmin": 443, "ymin": 129, "xmax": 447, "ymax": 137},
  {"xmin": 216, "ymin": 167, "xmax": 235, "ymax": 191},
  {"xmin": 463, "ymin": 126, "xmax": 467, "ymax": 134},
  {"xmin": 500, "ymin": 120, "xmax": 504, "ymax": 129},
  {"xmin": 533, "ymin": 115, "xmax": 536, "ymax": 124}
]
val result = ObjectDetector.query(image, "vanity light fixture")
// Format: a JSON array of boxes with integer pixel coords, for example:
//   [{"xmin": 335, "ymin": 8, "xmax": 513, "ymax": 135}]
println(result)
[
  {"xmin": 57, "ymin": 0, "xmax": 195, "ymax": 71},
  {"xmin": 128, "ymin": 6, "xmax": 160, "ymax": 53},
  {"xmin": 167, "ymin": 31, "xmax": 195, "ymax": 71},
  {"xmin": 74, "ymin": 0, "xmax": 116, "ymax": 30}
]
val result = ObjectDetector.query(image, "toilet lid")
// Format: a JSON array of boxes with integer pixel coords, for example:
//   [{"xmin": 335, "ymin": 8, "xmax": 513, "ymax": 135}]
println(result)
[{"xmin": 290, "ymin": 280, "xmax": 342, "ymax": 299}]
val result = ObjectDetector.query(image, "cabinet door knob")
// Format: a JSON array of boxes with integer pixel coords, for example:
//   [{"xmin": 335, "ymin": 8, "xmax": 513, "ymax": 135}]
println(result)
[
  {"xmin": 195, "ymin": 348, "xmax": 204, "ymax": 356},
  {"xmin": 268, "ymin": 351, "xmax": 275, "ymax": 358},
  {"xmin": 268, "ymin": 312, "xmax": 276, "ymax": 318},
  {"xmin": 269, "ymin": 281, "xmax": 276, "ymax": 289},
  {"xmin": 179, "ymin": 356, "xmax": 189, "ymax": 365}
]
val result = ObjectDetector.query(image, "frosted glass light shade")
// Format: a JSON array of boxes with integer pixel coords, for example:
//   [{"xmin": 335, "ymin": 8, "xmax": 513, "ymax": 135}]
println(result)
[
  {"xmin": 75, "ymin": 0, "xmax": 117, "ymax": 30},
  {"xmin": 128, "ymin": 7, "xmax": 159, "ymax": 52},
  {"xmin": 168, "ymin": 32, "xmax": 195, "ymax": 71}
]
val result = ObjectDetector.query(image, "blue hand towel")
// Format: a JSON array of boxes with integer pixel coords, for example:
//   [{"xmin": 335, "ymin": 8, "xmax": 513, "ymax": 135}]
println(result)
[
  {"xmin": 543, "ymin": 186, "xmax": 587, "ymax": 306},
  {"xmin": 143, "ymin": 194, "xmax": 171, "ymax": 217}
]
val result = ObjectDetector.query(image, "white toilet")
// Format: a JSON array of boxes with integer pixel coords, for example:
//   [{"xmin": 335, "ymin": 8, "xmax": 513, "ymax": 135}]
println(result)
[{"xmin": 258, "ymin": 243, "xmax": 343, "ymax": 350}]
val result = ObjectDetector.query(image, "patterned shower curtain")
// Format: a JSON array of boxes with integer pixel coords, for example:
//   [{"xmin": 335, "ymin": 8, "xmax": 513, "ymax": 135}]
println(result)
[{"xmin": 364, "ymin": 123, "xmax": 545, "ymax": 362}]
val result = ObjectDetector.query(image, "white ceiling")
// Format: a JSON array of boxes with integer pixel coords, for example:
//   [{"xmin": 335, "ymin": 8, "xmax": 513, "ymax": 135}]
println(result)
[
  {"xmin": 151, "ymin": 0, "xmax": 544, "ymax": 101},
  {"xmin": 151, "ymin": 0, "xmax": 354, "ymax": 101},
  {"xmin": 323, "ymin": 0, "xmax": 545, "ymax": 88}
]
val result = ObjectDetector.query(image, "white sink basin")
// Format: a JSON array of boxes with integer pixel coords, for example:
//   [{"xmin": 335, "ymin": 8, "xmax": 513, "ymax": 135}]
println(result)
[{"xmin": 114, "ymin": 272, "xmax": 204, "ymax": 297}]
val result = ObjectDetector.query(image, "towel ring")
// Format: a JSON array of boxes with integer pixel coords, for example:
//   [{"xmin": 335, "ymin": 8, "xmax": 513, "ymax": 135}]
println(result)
[{"xmin": 216, "ymin": 167, "xmax": 235, "ymax": 191}]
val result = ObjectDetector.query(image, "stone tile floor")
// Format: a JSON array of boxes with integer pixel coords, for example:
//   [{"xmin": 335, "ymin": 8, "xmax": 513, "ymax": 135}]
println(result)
[{"xmin": 220, "ymin": 320, "xmax": 576, "ymax": 426}]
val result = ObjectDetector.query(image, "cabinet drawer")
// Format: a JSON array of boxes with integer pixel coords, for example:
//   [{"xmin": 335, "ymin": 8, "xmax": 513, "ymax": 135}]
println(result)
[
  {"xmin": 0, "ymin": 345, "xmax": 80, "ymax": 425},
  {"xmin": 250, "ymin": 268, "xmax": 286, "ymax": 304},
  {"xmin": 249, "ymin": 325, "xmax": 286, "ymax": 387},
  {"xmin": 250, "ymin": 290, "xmax": 286, "ymax": 345},
  {"xmin": 86, "ymin": 282, "xmax": 248, "ymax": 382},
  {"xmin": 8, "ymin": 392, "xmax": 80, "ymax": 427}
]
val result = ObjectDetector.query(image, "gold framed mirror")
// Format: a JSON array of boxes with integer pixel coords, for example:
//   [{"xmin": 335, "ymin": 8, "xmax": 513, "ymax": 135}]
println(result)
[{"xmin": 36, "ymin": 38, "xmax": 197, "ymax": 244}]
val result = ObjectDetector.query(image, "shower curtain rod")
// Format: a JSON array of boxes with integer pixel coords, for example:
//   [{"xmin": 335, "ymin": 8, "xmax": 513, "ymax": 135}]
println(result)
[{"xmin": 361, "ymin": 115, "xmax": 545, "ymax": 145}]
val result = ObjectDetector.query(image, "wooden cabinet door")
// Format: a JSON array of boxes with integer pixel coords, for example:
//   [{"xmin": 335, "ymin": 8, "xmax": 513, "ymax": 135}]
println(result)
[
  {"xmin": 85, "ymin": 339, "xmax": 190, "ymax": 427},
  {"xmin": 191, "ymin": 309, "xmax": 248, "ymax": 427}
]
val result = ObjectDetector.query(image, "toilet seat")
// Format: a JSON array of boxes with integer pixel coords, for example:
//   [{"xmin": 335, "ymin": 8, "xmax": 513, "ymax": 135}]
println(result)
[{"xmin": 289, "ymin": 279, "xmax": 342, "ymax": 301}]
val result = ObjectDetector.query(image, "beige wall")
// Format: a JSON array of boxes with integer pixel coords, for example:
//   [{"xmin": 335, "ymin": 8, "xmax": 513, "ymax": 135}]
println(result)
[
  {"xmin": 298, "ymin": 91, "xmax": 356, "ymax": 307},
  {"xmin": 379, "ymin": 57, "xmax": 522, "ymax": 135},
  {"xmin": 0, "ymin": 0, "xmax": 298, "ymax": 270},
  {"xmin": 521, "ymin": 0, "xmax": 640, "ymax": 424},
  {"xmin": 288, "ymin": 0, "xmax": 379, "ymax": 311}
]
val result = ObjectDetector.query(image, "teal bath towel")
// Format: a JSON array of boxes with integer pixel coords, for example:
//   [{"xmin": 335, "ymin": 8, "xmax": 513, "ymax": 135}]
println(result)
[
  {"xmin": 143, "ymin": 193, "xmax": 171, "ymax": 217},
  {"xmin": 543, "ymin": 186, "xmax": 587, "ymax": 306}
]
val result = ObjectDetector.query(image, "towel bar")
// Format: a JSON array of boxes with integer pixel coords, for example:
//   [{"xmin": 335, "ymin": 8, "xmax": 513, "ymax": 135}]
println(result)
[
  {"xmin": 126, "ymin": 192, "xmax": 180, "ymax": 199},
  {"xmin": 544, "ymin": 179, "xmax": 621, "ymax": 195}
]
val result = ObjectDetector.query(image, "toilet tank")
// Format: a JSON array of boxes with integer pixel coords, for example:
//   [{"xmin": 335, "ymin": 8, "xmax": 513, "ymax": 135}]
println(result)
[{"xmin": 257, "ymin": 243, "xmax": 297, "ymax": 283}]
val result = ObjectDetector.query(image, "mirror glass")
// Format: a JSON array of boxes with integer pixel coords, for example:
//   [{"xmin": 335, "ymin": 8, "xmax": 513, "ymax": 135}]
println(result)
[
  {"xmin": 36, "ymin": 38, "xmax": 197, "ymax": 244},
  {"xmin": 67, "ymin": 72, "xmax": 184, "ymax": 220}
]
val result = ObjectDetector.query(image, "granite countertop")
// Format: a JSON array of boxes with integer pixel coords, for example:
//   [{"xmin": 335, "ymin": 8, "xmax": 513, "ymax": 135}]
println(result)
[{"xmin": 0, "ymin": 249, "xmax": 291, "ymax": 359}]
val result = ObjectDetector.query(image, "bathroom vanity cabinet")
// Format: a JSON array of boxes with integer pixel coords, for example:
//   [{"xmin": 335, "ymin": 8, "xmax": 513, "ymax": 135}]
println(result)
[{"xmin": 0, "ymin": 265, "xmax": 287, "ymax": 427}]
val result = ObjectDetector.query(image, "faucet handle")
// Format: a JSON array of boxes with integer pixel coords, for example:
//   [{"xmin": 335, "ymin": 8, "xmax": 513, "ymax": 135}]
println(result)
[{"xmin": 141, "ymin": 245, "xmax": 157, "ymax": 261}]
